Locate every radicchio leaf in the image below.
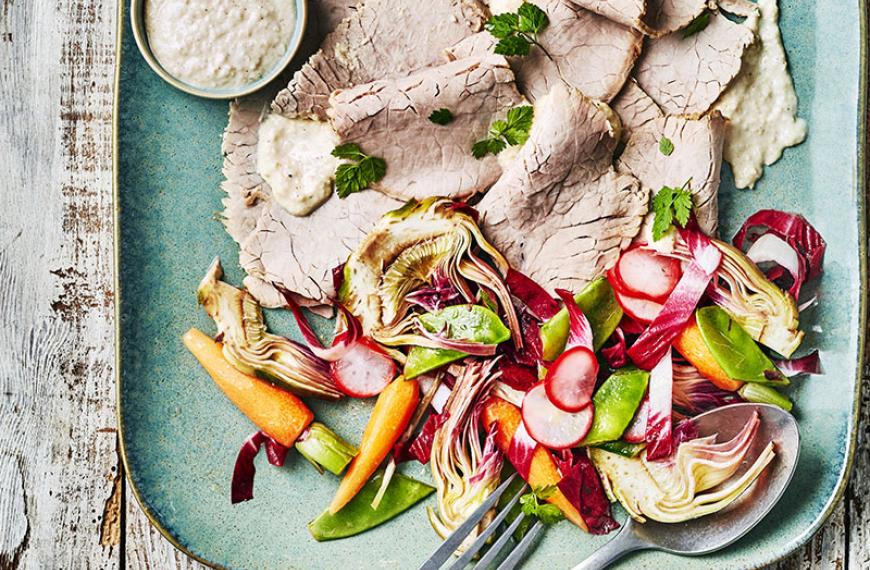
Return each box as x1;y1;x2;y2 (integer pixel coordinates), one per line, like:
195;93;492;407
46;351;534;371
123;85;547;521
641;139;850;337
507;269;560;320
231;431;289;504
497;360;540;392
672;417;699;444
733;210;827;299
601;327;627;369
645;350;674;461
402;411;450;464
555;450;619;534
774;350;822;377
672;363;743;415
281;291;362;362
507;421;537;480
405;271;462;312
555;289;594;352
628;230;721;370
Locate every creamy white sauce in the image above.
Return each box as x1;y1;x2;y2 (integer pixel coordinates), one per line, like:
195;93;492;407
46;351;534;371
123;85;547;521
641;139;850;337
257;115;339;217
714;0;807;189
145;0;296;89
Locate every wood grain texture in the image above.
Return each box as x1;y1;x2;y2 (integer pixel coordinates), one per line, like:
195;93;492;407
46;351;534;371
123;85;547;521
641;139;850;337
0;0;865;568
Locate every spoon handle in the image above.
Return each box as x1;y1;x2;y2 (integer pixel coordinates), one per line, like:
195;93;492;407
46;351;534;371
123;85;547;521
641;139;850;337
571;519;648;570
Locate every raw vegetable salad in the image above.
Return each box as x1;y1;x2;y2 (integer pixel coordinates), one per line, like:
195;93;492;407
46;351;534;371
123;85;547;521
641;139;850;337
184;197;824;549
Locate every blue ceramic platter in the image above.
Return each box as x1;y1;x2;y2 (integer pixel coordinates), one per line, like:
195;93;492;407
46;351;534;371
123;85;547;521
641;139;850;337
116;1;867;568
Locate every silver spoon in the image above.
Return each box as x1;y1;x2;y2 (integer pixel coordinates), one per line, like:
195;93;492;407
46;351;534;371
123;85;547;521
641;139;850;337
572;403;800;570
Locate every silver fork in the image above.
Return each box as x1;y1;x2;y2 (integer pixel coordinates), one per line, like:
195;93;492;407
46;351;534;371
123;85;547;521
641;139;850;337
419;473;546;570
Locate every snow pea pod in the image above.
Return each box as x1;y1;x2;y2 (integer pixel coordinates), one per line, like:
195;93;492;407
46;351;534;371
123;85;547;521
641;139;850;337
308;470;434;541
404;305;510;379
594;441;646;458
540;278;623;361
696;306;788;384
582;367;649;445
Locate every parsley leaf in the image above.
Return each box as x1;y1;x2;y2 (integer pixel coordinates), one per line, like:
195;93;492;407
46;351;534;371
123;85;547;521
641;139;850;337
682;11;710;38
485;2;549;57
472;105;534;159
331;143;386;198
519;486;565;526
429;108;454;125
659;136;675;156
651;180;694;241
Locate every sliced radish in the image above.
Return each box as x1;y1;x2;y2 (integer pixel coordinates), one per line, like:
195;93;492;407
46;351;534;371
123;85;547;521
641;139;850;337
544;346;598;412
522;382;594;449
331;338;396;397
614;290;663;324
614;246;682;303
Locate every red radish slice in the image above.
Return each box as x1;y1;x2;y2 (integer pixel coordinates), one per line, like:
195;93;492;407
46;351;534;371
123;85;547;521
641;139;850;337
522;382;594;449
614;246;682;302
544;346;599;412
614;290;663;324
331;339;396;398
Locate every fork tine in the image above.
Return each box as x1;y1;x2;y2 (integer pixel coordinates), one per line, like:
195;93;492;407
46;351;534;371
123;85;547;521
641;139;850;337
448;482;529;570
472;511;529;569
419;473;519;570
494;520;545;570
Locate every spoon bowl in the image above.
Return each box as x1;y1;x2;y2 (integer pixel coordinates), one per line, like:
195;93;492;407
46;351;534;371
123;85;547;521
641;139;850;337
573;403;800;569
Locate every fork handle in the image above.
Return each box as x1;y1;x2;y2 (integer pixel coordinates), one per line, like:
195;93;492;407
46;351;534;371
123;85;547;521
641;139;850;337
571;519;648;570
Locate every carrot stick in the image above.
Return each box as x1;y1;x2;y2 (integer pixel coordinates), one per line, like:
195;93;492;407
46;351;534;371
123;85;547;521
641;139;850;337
329;377;419;514
482;397;588;531
674;318;744;392
183;328;314;448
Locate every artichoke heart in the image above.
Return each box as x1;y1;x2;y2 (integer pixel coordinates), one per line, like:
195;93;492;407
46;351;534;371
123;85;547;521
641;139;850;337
197;258;341;400
589;413;775;524
672;238;803;357
340;198;514;338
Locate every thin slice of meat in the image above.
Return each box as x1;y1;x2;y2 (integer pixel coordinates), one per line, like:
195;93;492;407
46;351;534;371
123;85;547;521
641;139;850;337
221;99;270;246
240;193;402;307
566;0;646;29
634;11;755;116
271;0;488;120
478;85;648;292
447;1;642;103
612;79;663;141
617;113;725;237
327;55;524;201
642;0;708;36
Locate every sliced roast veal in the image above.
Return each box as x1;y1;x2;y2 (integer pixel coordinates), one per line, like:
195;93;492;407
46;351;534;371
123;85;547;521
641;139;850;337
634;11;755;116
566;0;645;29
240;193;402;308
271;0;487;120
477;85;648;293
611;79;663;141
447;1;642;103
327;55;525;201
568;0;706;36
617;113;725;236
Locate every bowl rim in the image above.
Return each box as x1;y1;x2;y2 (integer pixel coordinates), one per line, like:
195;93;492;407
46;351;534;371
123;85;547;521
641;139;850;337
128;0;308;100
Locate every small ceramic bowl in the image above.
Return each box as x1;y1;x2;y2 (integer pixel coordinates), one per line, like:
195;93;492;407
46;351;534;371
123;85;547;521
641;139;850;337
129;0;308;99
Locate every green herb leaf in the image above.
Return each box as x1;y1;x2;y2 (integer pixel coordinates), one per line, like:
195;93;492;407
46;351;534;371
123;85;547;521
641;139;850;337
682;11;710;38
494;35;531;56
485;3;548;57
533;484;557;500
472;105;534;159
517;2;549;34
428;108;454;125
332;144;387;198
536;504;565;525
485;12;520;39
659;136;675;156
518;487;565;526
651;180;694;241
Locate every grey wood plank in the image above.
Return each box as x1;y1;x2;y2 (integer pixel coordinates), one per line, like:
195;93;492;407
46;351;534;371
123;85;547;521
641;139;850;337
0;0;121;567
125;488;208;570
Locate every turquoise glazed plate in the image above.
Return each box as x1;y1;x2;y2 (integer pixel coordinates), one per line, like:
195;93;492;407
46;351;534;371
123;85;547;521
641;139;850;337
115;1;867;568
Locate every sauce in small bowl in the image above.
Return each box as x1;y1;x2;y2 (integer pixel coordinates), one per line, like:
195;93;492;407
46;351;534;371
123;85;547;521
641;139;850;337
130;0;307;99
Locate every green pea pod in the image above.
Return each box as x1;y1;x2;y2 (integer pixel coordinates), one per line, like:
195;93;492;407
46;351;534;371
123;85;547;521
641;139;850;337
308;470;434;541
404;305;511;379
540;278;623;361
582;367;649;445
594;441;646;458
696;306;788;384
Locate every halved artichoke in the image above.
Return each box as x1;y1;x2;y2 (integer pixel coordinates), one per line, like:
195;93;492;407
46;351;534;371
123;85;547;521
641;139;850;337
339;198;520;347
589;413;774;523
197;258;341;400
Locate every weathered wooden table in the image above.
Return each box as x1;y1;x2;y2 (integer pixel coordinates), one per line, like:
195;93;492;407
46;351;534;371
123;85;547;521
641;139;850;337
0;1;865;568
